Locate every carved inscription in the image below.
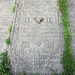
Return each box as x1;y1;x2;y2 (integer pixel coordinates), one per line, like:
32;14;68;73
10;0;63;74
46;17;53;23
35;41;42;47
22;41;30;49
44;41;54;49
24;17;53;23
34;17;44;24
25;17;30;23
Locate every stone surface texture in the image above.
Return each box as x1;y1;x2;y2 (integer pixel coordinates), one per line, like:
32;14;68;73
68;0;75;60
8;0;64;75
0;0;15;54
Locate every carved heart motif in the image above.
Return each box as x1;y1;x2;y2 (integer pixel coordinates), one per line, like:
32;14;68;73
34;17;44;24
35;42;42;47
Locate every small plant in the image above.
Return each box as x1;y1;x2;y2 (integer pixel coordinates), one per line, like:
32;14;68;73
0;50;11;75
21;73;24;75
9;25;12;34
13;5;16;13
32;73;39;75
5;37;10;45
35;73;38;75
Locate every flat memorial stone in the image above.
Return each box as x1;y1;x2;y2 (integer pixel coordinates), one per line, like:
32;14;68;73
9;0;63;75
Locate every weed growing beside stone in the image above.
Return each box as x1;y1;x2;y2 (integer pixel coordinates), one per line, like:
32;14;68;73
32;73;39;75
59;0;75;75
21;73;24;75
5;25;12;45
13;5;16;13
9;25;12;34
5;37;10;45
0;50;11;75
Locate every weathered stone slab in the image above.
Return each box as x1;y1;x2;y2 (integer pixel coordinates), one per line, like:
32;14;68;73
9;0;63;75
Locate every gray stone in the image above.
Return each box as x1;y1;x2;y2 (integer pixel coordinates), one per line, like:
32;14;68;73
8;0;64;75
0;0;15;54
68;0;75;60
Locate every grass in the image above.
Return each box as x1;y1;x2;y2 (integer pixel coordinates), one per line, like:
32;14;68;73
13;5;16;13
21;73;39;75
32;73;39;75
58;0;75;75
0;50;11;75
5;25;12;45
9;25;12;34
21;73;24;75
5;37;10;45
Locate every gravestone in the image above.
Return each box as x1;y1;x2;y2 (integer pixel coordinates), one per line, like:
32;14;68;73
9;0;63;75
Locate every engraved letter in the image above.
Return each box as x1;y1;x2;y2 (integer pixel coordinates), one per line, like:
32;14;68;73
25;17;30;23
